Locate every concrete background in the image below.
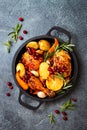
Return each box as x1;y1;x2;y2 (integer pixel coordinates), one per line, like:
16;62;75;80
0;0;87;130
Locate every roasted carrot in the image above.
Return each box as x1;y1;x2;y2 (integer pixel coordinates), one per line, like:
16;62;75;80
16;72;28;90
48;38;59;54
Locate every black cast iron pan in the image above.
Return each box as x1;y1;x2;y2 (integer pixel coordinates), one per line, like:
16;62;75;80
12;26;78;110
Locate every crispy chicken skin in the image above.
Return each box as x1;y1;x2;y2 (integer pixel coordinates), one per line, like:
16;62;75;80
22;52;43;70
28;76;55;97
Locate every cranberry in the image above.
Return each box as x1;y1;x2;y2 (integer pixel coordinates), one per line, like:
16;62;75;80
7;82;12;86
62;111;67;116
54;110;60;114
19;36;23;40
63;116;68;121
48;67;54;74
50;60;54;66
18;17;24;22
71;98;77;102
23;30;28;34
31;48;36;55
6;92;11;96
27;47;32;55
9;86;13;89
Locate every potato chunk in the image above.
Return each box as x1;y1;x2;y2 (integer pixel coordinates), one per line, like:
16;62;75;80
38;40;51;51
39;62;49;79
46;76;63;91
26;41;39;49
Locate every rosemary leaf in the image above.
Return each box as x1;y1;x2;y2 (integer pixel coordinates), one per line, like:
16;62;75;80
48;112;55;124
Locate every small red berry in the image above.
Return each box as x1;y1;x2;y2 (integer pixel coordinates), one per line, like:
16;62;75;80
23;30;28;34
7;82;12;86
54;110;60;114
9;86;13;89
18;17;24;22
71;98;77;102
63;116;68;121
19;36;23;40
6;92;11;96
62;111;67;116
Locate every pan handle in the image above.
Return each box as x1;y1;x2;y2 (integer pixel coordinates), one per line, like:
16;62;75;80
46;26;71;43
18;90;43;110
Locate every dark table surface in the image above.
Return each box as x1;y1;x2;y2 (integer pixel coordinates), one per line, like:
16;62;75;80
0;0;87;130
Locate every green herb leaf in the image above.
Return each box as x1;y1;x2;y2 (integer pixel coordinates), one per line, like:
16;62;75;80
8;23;22;42
60;99;76;112
48;112;55;124
2;40;12;53
44;52;54;62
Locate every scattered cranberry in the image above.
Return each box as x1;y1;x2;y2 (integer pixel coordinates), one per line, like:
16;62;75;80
9;86;13;89
18;17;24;22
6;92;11;96
62;111;67;116
19;36;23;40
27;47;32;55
71;98;77;102
48;67;54;75
63;116;68;121
54;110;60;114
23;30;28;34
7;82;12;86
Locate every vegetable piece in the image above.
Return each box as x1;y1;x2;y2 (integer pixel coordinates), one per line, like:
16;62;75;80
26;41;39;49
16;63;25;77
37;91;47;98
30;70;39;77
39;62;49;79
16;72;28;90
38;40;50;51
48;38;59;53
46;76;63;91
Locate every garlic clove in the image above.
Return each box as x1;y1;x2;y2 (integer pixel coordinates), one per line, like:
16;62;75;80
31;70;39;77
37;91;47;98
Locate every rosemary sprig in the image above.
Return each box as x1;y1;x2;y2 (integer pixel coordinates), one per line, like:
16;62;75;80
8;23;22;42
60;99;76;112
48;112;55;124
55;42;75;53
3;40;12;53
44;42;75;61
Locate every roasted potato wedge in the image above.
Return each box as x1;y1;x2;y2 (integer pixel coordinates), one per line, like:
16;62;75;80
39;62;49;79
38;40;50;51
26;41;39;49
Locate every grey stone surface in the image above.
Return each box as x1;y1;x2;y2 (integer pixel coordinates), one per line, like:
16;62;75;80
0;0;87;130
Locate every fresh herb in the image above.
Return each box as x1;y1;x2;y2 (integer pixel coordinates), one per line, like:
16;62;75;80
8;23;22;42
48;112;55;124
44;42;75;61
55;42;75;53
61;99;76;112
3;40;12;53
44;52;54;62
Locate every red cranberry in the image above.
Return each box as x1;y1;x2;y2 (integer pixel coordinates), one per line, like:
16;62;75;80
27;47;32;55
71;98;77;102
63;116;68;121
48;67;54;74
62;111;67;116
6;92;11;96
23;30;28;34
18;17;24;22
9;86;13;89
50;60;54;66
54;110;60;114
7;82;12;86
19;36;23;40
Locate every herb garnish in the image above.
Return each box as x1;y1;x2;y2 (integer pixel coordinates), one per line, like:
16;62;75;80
48;112;55;124
8;23;22;42
44;42;75;61
3;40;12;53
61;99;76;111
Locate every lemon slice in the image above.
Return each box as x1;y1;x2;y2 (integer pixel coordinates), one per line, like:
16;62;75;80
46;76;63;91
